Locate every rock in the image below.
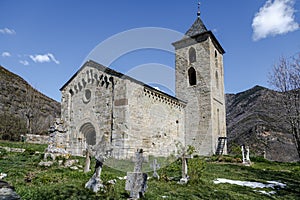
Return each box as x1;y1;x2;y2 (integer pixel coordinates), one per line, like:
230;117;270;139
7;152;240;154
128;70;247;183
0;173;7;180
0;180;21;200
38;161;53;167
107;179;116;185
64;159;78;167
70;166;78;170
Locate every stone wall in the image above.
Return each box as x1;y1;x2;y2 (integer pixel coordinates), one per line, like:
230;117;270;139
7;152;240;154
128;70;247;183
125;81;185;158
25;134;49;144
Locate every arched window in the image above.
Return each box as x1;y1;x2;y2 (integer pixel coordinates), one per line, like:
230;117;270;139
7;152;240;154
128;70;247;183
189;47;196;63
188;67;197;86
215;50;218;68
215;71;219;89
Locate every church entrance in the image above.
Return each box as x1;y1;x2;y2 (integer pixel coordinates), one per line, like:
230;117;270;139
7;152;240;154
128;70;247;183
80;122;96;145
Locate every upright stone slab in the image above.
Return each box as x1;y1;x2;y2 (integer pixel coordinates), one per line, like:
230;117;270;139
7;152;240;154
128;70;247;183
178;151;192;184
150;159;160;179
125;149;147;199
241;145;251;166
85;158;104;193
84;146;92;173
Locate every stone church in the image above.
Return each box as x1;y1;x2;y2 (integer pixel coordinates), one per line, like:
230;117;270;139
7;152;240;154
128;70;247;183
60;12;227;159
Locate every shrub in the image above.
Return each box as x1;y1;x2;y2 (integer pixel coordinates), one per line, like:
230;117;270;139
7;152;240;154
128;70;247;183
188;158;206;183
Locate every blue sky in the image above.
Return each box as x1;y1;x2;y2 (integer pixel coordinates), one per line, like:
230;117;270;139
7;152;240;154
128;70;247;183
0;0;299;101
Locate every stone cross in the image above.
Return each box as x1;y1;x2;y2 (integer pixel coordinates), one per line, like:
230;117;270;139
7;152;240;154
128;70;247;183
178;150;193;184
125;149;147;199
150;159;160;179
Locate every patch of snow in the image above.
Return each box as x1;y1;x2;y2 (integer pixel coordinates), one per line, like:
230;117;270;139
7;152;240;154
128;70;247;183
213;178;286;189
267;181;286;188
254;190;276;196
118;176;127;180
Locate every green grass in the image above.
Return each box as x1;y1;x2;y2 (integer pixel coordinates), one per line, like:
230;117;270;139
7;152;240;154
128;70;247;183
0;140;299;199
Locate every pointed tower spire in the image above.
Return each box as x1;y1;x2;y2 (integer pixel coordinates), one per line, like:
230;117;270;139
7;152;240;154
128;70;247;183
197;2;201;18
184;1;207;37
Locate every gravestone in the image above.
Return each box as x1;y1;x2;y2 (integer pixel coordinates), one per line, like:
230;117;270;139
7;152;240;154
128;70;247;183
85;157;104;192
84;146;93;173
150;159;160;180
241;145;251;166
178;151;192;184
125;149;147;199
85;136;113;193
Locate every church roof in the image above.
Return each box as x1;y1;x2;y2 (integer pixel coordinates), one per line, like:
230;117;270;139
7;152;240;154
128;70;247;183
60;60;187;105
185;17;208;37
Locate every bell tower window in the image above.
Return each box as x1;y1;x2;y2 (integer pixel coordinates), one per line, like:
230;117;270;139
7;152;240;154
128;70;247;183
188;67;197;86
189;47;196;63
215;71;219;89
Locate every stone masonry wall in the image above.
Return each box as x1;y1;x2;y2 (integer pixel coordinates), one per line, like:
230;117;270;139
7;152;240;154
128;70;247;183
61;62;185;159
125;80;185;158
209;37;227;154
175;37;213;155
61;65;115;156
174;34;226;156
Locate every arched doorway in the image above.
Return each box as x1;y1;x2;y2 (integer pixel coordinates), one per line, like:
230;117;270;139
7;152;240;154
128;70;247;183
80;122;96;145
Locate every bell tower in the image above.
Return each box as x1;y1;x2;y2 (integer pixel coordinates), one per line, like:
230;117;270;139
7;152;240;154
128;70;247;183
172;4;227;155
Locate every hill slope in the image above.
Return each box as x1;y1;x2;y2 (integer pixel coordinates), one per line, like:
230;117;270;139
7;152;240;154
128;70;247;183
226;85;299;162
0;65;60;135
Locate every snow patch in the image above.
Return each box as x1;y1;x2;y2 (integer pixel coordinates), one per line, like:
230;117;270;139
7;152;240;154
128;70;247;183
213;178;286;189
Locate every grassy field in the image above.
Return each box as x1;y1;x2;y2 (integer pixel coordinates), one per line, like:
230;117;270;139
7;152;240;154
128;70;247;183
0;140;299;199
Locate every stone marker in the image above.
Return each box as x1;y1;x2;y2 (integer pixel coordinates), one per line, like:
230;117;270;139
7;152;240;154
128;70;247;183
178;151;192;184
84;146;92;173
85;136;113;193
150;159;160;180
125;149;147;199
85;157;104;193
241;145;251;166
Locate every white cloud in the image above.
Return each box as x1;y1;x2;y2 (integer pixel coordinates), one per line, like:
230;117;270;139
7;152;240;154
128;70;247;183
19;60;29;66
0;28;16;35
252;0;299;41
1;52;11;57
153;86;161;91
29;53;60;64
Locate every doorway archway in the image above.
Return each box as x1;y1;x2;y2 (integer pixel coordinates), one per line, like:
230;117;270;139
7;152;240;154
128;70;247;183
80;122;96;145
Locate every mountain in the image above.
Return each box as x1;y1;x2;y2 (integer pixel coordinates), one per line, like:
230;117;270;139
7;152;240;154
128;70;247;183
0;65;60;136
226;85;299;162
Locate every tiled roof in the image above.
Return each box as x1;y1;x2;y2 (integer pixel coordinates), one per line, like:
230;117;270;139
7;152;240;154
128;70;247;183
185;17;208;37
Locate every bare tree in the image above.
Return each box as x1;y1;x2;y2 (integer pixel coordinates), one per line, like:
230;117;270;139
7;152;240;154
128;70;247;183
269;53;300;158
24;84;35;134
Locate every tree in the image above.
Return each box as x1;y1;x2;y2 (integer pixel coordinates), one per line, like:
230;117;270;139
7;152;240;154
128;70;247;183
269;53;300;158
0;112;27;141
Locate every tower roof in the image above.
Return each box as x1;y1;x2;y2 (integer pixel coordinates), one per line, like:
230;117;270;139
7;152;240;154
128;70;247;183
185;17;208;37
